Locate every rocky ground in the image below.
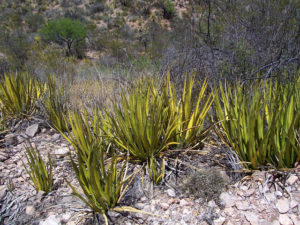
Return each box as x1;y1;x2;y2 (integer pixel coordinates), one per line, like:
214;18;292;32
0;120;299;225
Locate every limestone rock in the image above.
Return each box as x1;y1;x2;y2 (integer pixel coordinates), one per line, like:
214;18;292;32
180;199;192;207
213;216;226;225
286;175;298;186
279;214;293;225
26;124;40;137
167;188;176;197
219;192;235;207
244;211;259;224
0;185;7;201
276;199;290;214
51;134;61;141
26;205;35;216
39;215;61;225
160;202;169;210
0;151;8;162
54;148;69;158
235;200;249;211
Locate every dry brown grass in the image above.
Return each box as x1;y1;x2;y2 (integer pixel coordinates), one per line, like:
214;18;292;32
69;78;124;112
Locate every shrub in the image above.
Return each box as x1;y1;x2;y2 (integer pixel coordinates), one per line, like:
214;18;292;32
0;73;43;120
25;12;45;32
89;2;105;14
23;144;53;193
39;18;87;57
183;169;226;202
0;29;32;70
120;0;132;7
160;0;176;20
213;78;300;169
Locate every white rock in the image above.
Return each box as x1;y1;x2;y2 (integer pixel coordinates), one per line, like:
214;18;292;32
279;214;293;225
276;199;290;213
0;152;8;162
41;128;47;133
244;189;256;197
259;219;273;225
180;199;192;207
235;201;249;211
275;191;283;197
263;185;269;193
213;216;226;225
265;193;277;202
272;221;280;225
240;185;248;191
36;190;46;201
140;196;147;202
166;188;176;197
244;211;259;224
219;192;235;207
224;207;234;216
39;215;61;225
25;205;35;216
134;203;144;209
61;213;72;223
54;148;69;158
208;200;216;208
286;175;298;186
26;124;39;137
289;214;300;225
0;185;7;200
51;134;61;141
17;135;26;144
160;202;169;210
290;200;298;209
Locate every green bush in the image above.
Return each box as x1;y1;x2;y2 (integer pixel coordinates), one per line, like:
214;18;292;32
39;18;87;57
160;0;176;20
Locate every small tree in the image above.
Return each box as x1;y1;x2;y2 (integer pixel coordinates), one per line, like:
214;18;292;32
39;18;86;57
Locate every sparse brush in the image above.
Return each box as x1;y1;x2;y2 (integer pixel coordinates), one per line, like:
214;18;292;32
23;144;53;193
43;75;69;132
162;72;214;148
0;73;43;119
213;78;300;169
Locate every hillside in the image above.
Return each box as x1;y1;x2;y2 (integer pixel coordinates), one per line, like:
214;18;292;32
0;0;299;80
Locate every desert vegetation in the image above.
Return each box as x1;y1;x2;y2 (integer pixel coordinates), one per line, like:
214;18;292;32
0;0;299;224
